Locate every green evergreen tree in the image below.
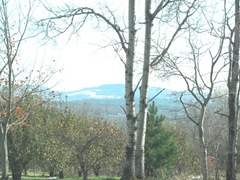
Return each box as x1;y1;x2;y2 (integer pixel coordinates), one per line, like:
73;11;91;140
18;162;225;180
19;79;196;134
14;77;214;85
145;101;178;176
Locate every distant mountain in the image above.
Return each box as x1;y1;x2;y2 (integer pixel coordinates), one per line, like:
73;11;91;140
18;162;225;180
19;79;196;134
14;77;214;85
64;84;125;100
61;84;181;119
64;84;175;100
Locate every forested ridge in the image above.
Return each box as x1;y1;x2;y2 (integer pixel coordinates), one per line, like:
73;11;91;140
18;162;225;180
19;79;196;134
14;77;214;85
64;84;180;118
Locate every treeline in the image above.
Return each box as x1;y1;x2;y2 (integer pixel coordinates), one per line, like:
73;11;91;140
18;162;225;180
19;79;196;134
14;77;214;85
7;91;125;180
6;88;233;180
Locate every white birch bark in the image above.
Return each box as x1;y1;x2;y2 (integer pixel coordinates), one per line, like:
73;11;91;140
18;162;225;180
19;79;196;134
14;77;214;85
121;0;136;179
135;0;152;179
135;1;198;178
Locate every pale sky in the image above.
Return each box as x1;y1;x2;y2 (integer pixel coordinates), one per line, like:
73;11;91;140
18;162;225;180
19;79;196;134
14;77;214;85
27;36;180;92
17;0;226;92
19;0;172;92
18;0;127;92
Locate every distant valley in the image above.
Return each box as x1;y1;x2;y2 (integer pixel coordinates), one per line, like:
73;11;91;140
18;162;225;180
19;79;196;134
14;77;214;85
62;84;182;119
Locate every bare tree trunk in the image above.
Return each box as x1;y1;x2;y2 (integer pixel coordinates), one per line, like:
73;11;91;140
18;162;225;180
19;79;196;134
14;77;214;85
80;162;88;180
135;0;152;179
199;133;208;180
49;167;54;177
1;1;11;178
121;0;136;179
226;93;238;180
198;107;208;180
214;144;220;180
1;23;13;179
227;83;239;180
59;170;64;179
0;130;9;180
82;171;88;180
226;0;239;179
11;164;22;180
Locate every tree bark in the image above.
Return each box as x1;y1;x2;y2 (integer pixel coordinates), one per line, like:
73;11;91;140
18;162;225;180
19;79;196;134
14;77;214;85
79;157;88;180
0;129;9;180
59;170;64;179
198;107;208;180
24;167;27;176
11;165;22;180
121;0;136;179
78;170;82;177
49;167;54;177
135;0;152;179
82;170;88;180
226;0;239;179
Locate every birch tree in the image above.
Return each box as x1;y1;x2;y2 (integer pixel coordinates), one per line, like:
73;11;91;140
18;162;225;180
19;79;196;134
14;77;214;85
39;0;199;179
39;3;136;178
135;0;198;178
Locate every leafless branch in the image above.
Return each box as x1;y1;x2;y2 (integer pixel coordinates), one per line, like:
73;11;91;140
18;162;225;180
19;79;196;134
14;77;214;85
214;109;228;118
179;93;198;125
148;88;165;103
39;7;128;53
150;0;198;67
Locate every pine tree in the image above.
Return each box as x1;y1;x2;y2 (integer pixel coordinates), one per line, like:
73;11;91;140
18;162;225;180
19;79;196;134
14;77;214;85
145;101;178;177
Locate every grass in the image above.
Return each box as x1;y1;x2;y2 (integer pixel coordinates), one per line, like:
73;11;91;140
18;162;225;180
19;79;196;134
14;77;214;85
18;176;120;180
58;177;120;180
2;171;120;180
84;177;120;180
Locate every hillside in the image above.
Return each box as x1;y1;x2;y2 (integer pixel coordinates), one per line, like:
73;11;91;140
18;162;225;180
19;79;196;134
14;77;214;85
62;84;181;119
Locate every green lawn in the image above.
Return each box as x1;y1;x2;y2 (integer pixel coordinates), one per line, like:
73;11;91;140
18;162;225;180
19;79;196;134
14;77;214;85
57;177;120;180
19;176;120;180
1;171;120;180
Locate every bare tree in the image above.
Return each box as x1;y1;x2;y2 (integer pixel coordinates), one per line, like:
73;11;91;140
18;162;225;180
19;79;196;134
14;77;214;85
0;1;32;178
135;0;199;178
226;0;240;179
205;105;228;179
38;3;136;179
121;1;136;179
38;1;199;179
164;4;227;178
0;1;59;179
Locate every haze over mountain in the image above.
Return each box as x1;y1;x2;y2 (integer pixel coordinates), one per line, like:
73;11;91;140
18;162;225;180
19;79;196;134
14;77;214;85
62;84;181;119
